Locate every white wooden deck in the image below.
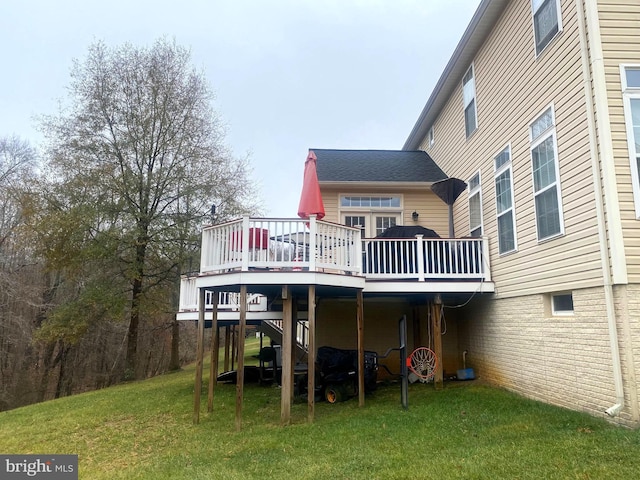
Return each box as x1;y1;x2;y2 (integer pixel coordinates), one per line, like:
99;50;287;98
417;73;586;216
177;217;494;317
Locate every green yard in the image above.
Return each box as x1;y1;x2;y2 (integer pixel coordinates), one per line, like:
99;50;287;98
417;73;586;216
1;343;639;479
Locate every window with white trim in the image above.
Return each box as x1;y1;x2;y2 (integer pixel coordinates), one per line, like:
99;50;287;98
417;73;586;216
494;145;517;254
532;0;561;55
375;216;397;236
551;292;574;315
344;215;366;237
463;65;477;138
340;195;401;208
468;172;482;237
621;65;640;218
530;105;563;241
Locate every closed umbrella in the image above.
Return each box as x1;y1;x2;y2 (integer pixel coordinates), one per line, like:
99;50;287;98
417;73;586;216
297;150;325;220
430;177;467;237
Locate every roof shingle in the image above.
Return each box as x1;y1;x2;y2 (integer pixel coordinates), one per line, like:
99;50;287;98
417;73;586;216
313;149;447;183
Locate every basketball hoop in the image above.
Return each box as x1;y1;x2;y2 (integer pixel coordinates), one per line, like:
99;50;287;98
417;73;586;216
407;347;437;382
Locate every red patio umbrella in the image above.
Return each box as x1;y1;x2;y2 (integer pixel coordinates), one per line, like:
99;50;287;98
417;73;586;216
297;150;325;220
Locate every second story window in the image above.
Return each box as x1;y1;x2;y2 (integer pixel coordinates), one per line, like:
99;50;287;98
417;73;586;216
468;172;482;237
532;0;561;55
463;65;477;138
621;65;640;218
530;105;564;241
494;145;517;254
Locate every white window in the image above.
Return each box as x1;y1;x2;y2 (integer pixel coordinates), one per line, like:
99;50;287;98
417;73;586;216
551;292;574;315
344;215;366;237
340;195;401;208
375;216;397;236
468;171;482;237
621;65;640;218
530;105;564;241
494;145;517;254
341;195;402;237
428;126;435;147
462;65;477;138
532;0;561;55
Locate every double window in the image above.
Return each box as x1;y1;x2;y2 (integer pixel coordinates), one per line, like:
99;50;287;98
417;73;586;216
494;146;517;254
463;65;477;138
621;65;640;218
468;172;483;237
532;0;561;55
530;105;564;241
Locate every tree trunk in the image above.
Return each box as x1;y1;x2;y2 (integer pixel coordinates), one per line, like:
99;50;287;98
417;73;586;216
125;276;142;379
37;341;58;403
125;238;147;380
169;318;181;371
54;344;71;399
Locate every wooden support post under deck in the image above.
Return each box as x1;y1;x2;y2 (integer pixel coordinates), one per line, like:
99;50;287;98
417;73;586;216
432;295;444;390
207;289;219;413
231;325;236;371
290;298;298;401
193;287;206;424
281;286;293;426
357;289;365;407
224;325;230;373
307;285;316;423
235;285;247;431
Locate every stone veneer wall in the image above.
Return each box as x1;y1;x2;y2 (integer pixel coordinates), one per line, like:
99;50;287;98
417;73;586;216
456;286;640;427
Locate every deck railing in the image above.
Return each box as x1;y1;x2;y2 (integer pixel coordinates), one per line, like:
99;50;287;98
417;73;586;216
200;216;361;275
178;277;266;312
180;217;492;313
362;235;490;281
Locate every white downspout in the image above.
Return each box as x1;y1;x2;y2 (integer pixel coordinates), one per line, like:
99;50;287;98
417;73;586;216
576;0;624;417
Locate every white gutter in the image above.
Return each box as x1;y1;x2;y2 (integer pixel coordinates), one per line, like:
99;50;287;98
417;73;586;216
576;0;624;417
582;0;628;285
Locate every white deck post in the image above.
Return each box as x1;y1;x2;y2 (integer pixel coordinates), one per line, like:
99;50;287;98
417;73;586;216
241;216;250;271
308;215;317;271
415;235;425;282
481;236;491;282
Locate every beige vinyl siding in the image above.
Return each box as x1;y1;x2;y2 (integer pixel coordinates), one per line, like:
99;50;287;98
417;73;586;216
319;185;449;237
599;0;640;281
320;187;340;223
419;0;602;298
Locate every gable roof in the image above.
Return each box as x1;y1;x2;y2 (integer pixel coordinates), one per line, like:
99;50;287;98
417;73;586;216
403;0;509;150
313;149;447;183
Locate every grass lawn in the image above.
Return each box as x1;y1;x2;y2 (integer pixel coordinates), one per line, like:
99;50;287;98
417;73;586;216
2;340;640;479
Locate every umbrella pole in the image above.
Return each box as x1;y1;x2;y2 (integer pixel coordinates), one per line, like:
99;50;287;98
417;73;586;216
448;205;455;238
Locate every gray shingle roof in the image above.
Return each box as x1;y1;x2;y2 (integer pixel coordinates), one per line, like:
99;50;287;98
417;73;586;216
313;149;447;183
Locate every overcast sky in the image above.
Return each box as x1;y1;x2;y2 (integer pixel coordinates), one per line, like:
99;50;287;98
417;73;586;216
0;0;480;217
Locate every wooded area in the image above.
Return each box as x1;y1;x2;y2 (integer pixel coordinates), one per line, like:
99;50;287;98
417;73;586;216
0;38;258;411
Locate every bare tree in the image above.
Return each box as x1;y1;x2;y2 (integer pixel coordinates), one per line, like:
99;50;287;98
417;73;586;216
0;136;39;409
40;38;259;379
